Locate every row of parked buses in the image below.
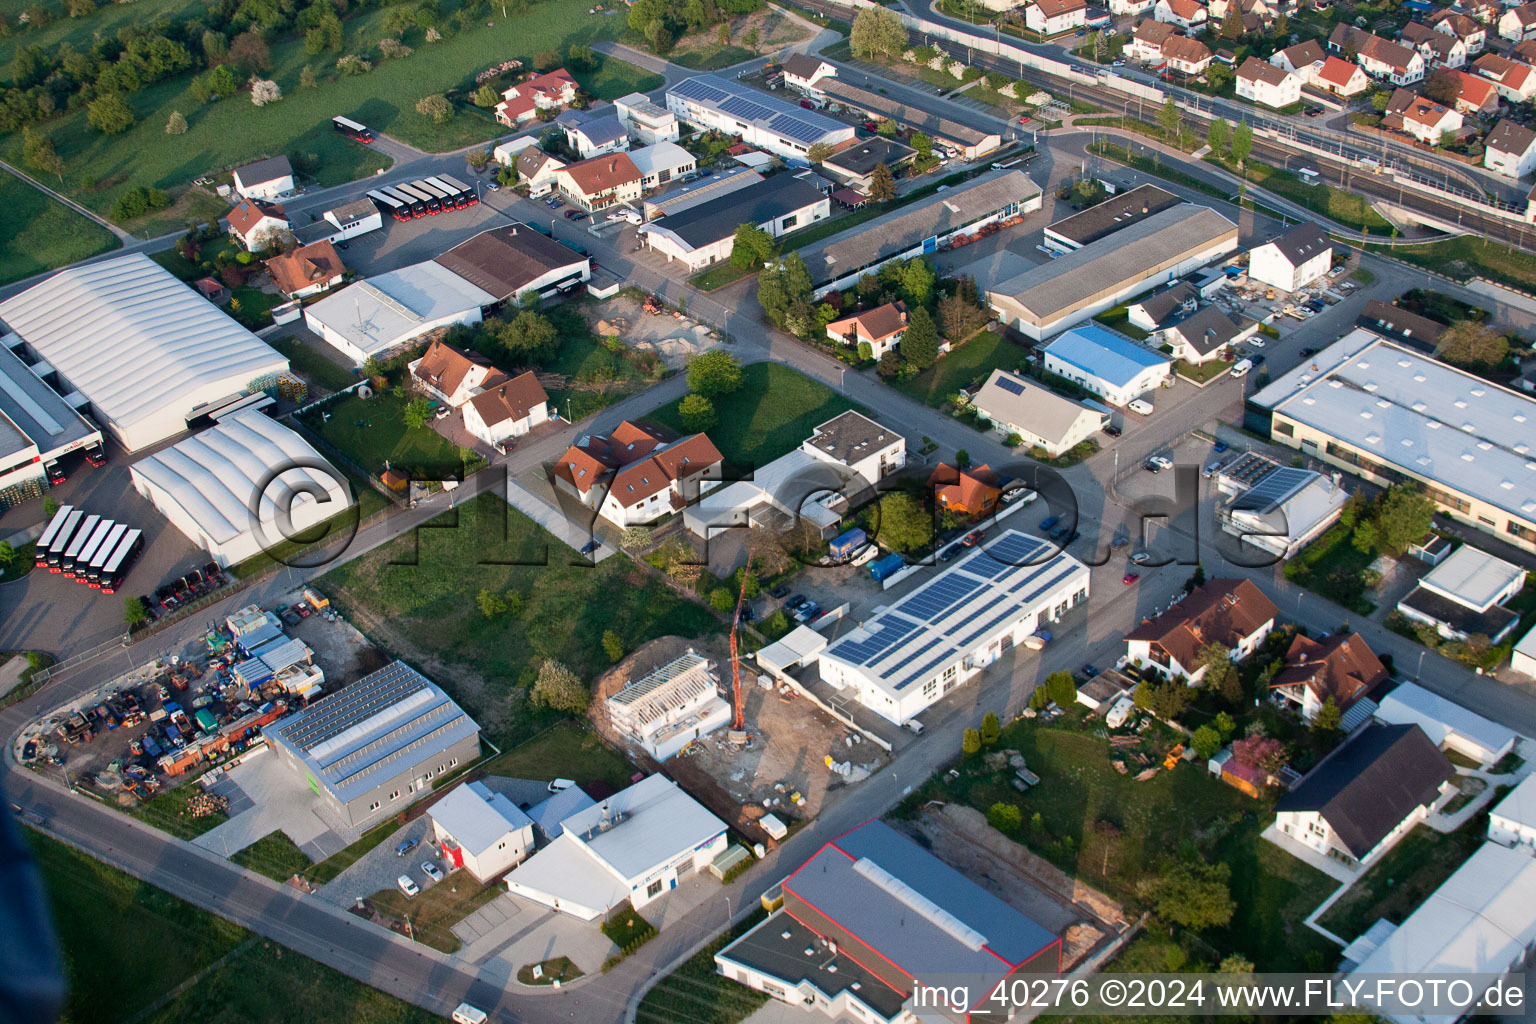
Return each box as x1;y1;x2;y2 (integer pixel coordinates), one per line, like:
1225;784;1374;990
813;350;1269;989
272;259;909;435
33;505;144;593
366;175;477;221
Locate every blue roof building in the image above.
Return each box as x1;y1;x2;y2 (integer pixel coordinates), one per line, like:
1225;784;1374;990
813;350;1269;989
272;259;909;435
1042;325;1172;407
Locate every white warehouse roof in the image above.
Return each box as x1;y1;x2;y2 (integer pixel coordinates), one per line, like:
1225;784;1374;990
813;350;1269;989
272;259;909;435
304;261;495;363
1373;681;1516;763
129;409;353;567
0;253;289;452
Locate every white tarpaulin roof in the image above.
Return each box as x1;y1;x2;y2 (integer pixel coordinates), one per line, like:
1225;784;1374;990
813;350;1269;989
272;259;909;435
0;253;288;450
756;625;829;675
130;409;351;562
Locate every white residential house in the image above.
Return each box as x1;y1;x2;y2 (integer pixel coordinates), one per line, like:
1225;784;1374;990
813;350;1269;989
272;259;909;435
430;780;537;884
1123;578;1278;684
1162;34;1214;74
556;110;632;158
1488;773;1536;853
1402;21;1468;69
1272;40;1328;84
226;199;291;252
1247;222;1332;292
1160;304;1259;363
1110;0;1155;14
554;153;644;212
613;92;680;145
232;156;294;201
781;54;839;95
1396;544;1527;643
627;141;696;191
1475;53;1536;102
972;368;1106;457
1486;119;1536;178
1500;1;1536;42
1154;0;1207;30
1431;10;1487;53
1237;56;1303;107
824;302;907;359
1130;20;1179;61
462;371;551;449
597;433;724;527
493;68;578;126
800;410;906;490
1331;25;1426;84
514;148;565;198
1024;0;1089;35
408;340;505;408
1515;623;1536;678
1315;55;1371;96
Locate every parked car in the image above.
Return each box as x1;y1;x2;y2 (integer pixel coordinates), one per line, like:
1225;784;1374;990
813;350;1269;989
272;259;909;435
1212;439;1229;453
570;211;587;221
962;529;985;547
564;209;581;218
1039;515;1060;532
487;180;500;191
1247;335;1266;347
939;543;963;561
1146;455;1173;471
395;838;419;857
785;594;807;612
770;584;790;599
421;861;444;883
1081;663;1099;678
397;874;420;898
792;602;820;624
1131;550;1153;564
452;1005;489;1024
1102;423;1122;437
1122;571;1140;585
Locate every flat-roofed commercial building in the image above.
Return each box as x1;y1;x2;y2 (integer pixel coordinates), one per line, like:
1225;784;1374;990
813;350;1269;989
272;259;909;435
987;204;1239;340
264;660;481;828
641;167;761;220
639;174;831;272
0;341;102;508
1041;325;1172;406
817;531;1089;725
818;78;1002;158
1043;183;1182;251
799;170;1042;296
1248;329;1536;554
304;262;496;365
667;75;855;161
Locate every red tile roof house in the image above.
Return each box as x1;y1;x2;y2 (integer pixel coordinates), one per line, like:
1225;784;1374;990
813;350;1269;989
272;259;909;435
1162;33;1214;74
1443;69;1500;114
1269;631;1388;722
494;68;578;127
1024;0;1089;36
408;339;508;408
1382;87;1464;144
927;462;1003;517
227;198;291;252
462;370;550;448
552;421;724;528
1153;0;1207;30
1330;24;1426;85
1314;54;1370;96
1123;578;1279;685
825;301;907;359
553;152;643;212
1400;21;1467;69
1474;53;1536;103
264;240;345;299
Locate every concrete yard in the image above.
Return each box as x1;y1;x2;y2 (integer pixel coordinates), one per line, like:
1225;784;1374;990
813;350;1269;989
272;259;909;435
195;746;353;861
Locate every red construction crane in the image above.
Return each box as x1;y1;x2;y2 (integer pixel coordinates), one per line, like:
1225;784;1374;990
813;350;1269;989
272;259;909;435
729;555;753;732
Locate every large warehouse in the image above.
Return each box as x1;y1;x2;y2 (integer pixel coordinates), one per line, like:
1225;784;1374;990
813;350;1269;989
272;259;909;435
666;75;855;160
303;261;496;366
264;660;481;829
639;174;831;272
0;341;102;509
129;408;354;567
799;170;1042;296
987;204;1239;340
433;225;591;306
817;531;1090;725
0;254;290;452
1249;329;1536;555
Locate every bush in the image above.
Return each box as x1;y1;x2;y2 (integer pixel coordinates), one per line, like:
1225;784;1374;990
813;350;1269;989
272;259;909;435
987;802;1022;832
709;588;734;611
980;710;1000;745
962;727;980;755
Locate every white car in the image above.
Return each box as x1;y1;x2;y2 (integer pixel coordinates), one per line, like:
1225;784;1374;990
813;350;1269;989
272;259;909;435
397;874;420;898
1246;335;1265;347
1147;455;1174;471
421;861;444;883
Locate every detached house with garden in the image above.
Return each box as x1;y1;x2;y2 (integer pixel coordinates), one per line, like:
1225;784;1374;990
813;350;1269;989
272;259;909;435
1122;578;1279;684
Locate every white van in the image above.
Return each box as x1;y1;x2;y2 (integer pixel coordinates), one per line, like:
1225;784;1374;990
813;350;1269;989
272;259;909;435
1127;398;1154;416
1230;358;1253;378
452;1004;489;1024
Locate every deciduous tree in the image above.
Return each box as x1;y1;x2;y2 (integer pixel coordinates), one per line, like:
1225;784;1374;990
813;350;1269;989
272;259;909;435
403;397;433;429
1153;860;1234;931
686;350;744;398
1191;724;1222;760
531;659;588;713
477;588;508;617
679;393;716;432
730;223;775;269
87;93;134;134
228;30;272;74
1207;116;1230;153
416;93;451;122
1230;121;1253;167
873;491;932;553
164;110;188;134
1436;320;1509;369
987;802;1022;831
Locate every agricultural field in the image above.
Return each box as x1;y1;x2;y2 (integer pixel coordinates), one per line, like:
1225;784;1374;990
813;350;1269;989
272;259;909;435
0;0;634;224
0;170;119;285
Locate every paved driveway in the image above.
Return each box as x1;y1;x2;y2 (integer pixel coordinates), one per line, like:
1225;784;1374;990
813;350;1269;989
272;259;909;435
317;814;437;907
193;747;351;861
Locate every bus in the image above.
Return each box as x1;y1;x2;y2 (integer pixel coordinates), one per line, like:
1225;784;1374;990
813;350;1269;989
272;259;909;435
44;509;84;570
382;185;427;218
332;115;374;144
98;528;143;594
368;189;409;222
438;174;477;206
59;513;100;577
395;182;439;215
85;523;128;587
425;175;468;209
410;179;448;214
34;504;74;567
71;520;117;582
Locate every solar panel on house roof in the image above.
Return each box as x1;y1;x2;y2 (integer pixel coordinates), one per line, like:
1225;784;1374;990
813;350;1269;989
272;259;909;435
995;376;1026;396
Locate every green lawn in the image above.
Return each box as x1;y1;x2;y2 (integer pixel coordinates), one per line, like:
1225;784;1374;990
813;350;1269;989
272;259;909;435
902;717;1337;970
1210;156;1394;235
0;169;120;286
308;390;481;478
543;331;653;423
0;0;632;224
691;261;756;291
26;829;438;1024
482;720;636;791
231;831;314;883
1317;822;1484;940
1094;304;1150;340
636;908;770;1024
1175;358;1230;384
369;877;504;953
517;956;584;985
227;462;391;580
319;492;722;746
1086;141;1230;203
645;362;859;469
1364;235;1536;291
893;330;1030;408
1282;521;1378;614
269;334;360;394
572;55;664;101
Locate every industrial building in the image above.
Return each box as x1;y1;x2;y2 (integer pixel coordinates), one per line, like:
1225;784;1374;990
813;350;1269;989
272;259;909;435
503;773;728;919
433;225;591;306
0;253;290;452
799;170;1042;295
1248;329;1536;554
818;531;1090;725
0;341;102;509
641;167;760;221
1216;463;1350;557
264;660;481;829
429;780;536;883
1488;772;1536;850
1374;681;1516;769
604;650;731;760
987;204;1239;340
129;408;353;568
820;136;917;192
627;140;696;190
666;75;856;161
1041;325;1172;406
716;820;1060;1024
303;261;495;365
639;174;831;272
1042;183;1183;251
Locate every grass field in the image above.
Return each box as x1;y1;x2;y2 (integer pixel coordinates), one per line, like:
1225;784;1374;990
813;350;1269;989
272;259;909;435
691;261;755;291
893;330;1030;408
1317;822;1484;940
128;781;230;840
319;492;721;744
369;878;503;953
231;831;313;883
1175;358;1230;384
27;829;438;1024
0;170;119;285
309;391;481;478
1282;521;1377;615
0;0;634;224
1209;155;1394;235
636;908;770;1024
572;55;665;101
1366;234;1536;291
482;720;636;791
269;334;360;394
902;717;1337;970
543;330;654;422
645;362;859;469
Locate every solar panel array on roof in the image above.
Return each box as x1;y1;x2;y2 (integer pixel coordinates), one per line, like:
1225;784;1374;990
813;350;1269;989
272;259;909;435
995;376;1025;396
1231;466;1313;512
672;77;730;103
902;573;986;623
833;613;923;667
285;661;428;751
720;95;775;122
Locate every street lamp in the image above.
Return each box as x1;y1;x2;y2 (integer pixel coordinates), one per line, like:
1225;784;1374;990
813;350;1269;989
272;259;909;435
1416;649;1427;680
